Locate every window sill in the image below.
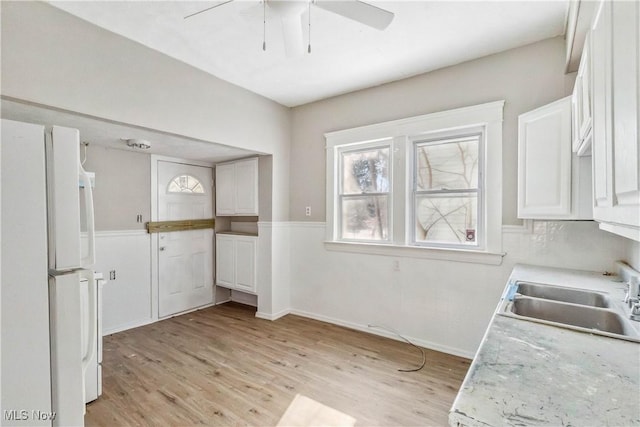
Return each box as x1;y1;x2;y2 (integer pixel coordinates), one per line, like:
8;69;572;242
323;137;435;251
324;241;505;265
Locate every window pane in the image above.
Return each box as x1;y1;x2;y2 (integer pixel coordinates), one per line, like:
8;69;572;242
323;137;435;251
342;147;390;194
415;193;478;245
167;175;205;194
341;195;389;241
416;138;478;191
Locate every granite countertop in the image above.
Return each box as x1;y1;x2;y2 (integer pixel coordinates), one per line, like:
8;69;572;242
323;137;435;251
449;264;640;427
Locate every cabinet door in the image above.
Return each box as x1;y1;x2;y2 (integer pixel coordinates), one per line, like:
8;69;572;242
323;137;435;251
234;237;257;293
215;163;235;216
611;1;640;228
518;97;573;218
234;158;259;215
579;33;592;144
591;0;614;220
215;235;235;288
572;33;592;156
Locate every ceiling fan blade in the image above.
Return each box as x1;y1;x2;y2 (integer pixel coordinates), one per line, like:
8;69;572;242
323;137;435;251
315;0;394;30
280;14;304;57
184;0;235;19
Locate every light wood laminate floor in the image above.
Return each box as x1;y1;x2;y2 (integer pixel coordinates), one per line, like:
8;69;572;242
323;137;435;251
86;303;470;426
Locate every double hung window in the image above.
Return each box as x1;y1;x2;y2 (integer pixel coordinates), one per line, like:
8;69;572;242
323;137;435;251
325;101;504;264
412;132;483;248
338;143;391;242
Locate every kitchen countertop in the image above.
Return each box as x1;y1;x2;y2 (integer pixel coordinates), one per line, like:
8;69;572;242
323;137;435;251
449;264;640;427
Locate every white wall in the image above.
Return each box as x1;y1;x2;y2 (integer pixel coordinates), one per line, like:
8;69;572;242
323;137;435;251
286;37;633;357
82;145;151;231
627;240;640;271
0;4;290;219
289;221;629;358
2;2;634;357
92;232;152;334
0;1;291;318
290;37;575;225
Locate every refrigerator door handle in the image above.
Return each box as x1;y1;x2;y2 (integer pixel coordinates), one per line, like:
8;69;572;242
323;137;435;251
80;270;97;373
80;163;96;268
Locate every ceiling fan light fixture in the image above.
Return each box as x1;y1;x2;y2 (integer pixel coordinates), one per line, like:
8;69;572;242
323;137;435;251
122;138;151;150
184;0;394;56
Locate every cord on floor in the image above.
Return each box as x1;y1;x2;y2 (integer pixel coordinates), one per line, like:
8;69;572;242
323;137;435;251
367;324;426;372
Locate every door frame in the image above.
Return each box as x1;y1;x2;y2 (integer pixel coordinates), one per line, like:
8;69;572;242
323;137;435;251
150;155;215;320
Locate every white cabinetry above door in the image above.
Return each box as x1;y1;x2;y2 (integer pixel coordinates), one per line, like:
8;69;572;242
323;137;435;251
518;96;592;220
215;233;257;294
215;157;259;216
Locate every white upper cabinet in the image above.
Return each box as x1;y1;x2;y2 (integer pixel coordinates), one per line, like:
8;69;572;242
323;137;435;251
590;0;640;241
591;0;614;219
518;96;593;220
234;158;259;215
215;157;259;216
572;33;593;156
215;163;236;215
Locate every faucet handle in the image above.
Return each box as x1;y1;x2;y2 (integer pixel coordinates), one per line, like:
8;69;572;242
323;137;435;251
625;276;640;304
630;301;640;321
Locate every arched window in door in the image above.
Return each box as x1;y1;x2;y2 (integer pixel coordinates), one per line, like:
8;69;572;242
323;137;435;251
167;175;205;194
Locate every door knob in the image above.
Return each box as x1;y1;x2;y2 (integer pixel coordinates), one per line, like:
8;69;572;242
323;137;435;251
159;246;166;251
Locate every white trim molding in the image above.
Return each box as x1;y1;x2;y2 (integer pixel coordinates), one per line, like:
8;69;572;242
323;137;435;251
103;318;155;336
93;229;148;238
325;101;505;265
286;221;329;229
324;241;504;265
289;309;474;359
256;309;290;321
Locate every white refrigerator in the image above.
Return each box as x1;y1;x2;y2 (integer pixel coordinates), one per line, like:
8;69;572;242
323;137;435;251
1;119;98;426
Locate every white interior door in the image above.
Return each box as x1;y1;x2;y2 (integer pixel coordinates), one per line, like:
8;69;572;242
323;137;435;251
158;161;214;317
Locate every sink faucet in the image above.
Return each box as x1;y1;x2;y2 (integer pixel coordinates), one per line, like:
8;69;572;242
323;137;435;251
627;276;640;321
630;301;640;321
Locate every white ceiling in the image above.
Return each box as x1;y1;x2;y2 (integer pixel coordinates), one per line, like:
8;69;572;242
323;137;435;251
1;99;258;163
48;0;569;108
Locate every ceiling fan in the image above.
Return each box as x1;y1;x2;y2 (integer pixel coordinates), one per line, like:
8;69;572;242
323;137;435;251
184;0;394;57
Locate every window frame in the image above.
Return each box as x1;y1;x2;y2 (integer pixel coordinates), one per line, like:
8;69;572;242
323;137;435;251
410;129;485;250
337;140;393;243
325;101;505;265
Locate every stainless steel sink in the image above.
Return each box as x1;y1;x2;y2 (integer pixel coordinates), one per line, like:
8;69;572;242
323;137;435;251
501;296;640;343
516;282;609;308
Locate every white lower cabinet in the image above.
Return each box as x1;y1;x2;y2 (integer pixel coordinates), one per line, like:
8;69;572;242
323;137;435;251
517;96;592;220
215;233;257;294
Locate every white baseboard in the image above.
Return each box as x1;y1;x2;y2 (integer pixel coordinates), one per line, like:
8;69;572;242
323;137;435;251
255;308;290;321
103;318;154;336
289;309;474;360
158;302;217;320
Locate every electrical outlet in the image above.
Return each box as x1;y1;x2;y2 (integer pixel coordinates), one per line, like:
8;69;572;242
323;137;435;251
109;270;116;280
305;206;311;216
